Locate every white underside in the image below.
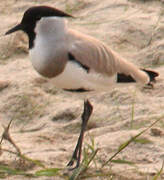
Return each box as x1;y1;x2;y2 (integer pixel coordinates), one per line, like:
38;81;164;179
50;61;117;91
29;44;117;91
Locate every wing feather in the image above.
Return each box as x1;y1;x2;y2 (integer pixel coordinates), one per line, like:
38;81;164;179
68;29;149;84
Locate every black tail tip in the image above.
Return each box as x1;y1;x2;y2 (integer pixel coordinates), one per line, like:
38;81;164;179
142;69;159;82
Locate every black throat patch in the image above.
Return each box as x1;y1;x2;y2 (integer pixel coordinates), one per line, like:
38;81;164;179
25;26;36;49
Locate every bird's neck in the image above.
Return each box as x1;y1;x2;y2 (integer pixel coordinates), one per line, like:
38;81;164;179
25;17;67;49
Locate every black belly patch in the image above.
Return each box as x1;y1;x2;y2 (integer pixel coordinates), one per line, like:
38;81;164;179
64;88;92;93
68;52;90;73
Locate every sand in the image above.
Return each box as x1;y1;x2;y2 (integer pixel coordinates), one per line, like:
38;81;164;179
0;0;164;179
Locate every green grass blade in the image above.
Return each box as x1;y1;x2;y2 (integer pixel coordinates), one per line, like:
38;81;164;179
102;118;161;168
152;161;164;180
0;165;34;177
35;168;61;177
111;159;135;165
20;154;45;168
133;138;152;144
0;148;45;169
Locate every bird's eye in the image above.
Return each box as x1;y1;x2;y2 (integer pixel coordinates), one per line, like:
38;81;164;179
36;15;41;21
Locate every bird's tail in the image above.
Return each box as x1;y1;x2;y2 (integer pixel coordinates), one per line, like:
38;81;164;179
117;69;159;83
141;69;159;82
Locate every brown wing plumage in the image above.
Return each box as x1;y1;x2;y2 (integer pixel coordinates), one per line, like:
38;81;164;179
68;29;150;84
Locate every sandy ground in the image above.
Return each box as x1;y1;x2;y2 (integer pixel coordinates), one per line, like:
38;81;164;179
1;0;164;179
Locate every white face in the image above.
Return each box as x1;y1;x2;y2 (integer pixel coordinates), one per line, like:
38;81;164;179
35;16;67;35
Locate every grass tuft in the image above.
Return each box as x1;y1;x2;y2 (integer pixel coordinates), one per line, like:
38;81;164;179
69;149;99;180
102;117;162;168
0;165;34;178
0;108;163;179
152;160;164;180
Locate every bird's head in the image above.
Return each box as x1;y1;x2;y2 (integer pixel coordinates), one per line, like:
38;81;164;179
5;6;73;35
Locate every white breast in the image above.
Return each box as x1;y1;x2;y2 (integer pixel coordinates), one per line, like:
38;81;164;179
29;36;48;73
29;17;67;74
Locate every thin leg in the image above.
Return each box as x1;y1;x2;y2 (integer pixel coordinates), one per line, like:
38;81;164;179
67;99;93;169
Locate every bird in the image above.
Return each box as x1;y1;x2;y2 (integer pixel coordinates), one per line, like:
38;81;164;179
5;5;159;169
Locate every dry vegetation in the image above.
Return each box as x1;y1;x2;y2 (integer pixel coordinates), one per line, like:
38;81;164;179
0;0;164;179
